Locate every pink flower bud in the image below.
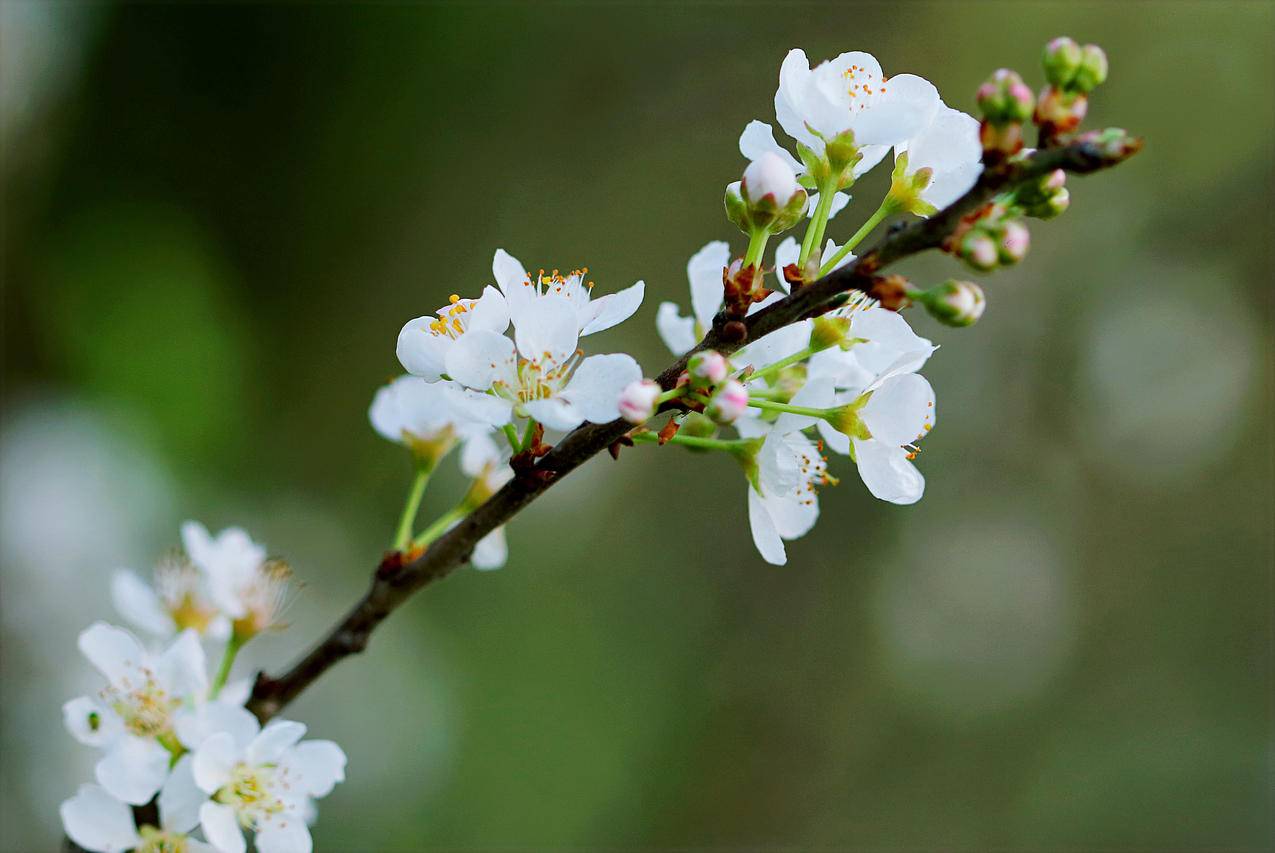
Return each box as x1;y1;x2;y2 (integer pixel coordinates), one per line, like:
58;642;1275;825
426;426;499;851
705;379;748;425
998;221;1031;264
743;151;800;205
1044;169;1067;191
687;350;729;386
961;231;999;271
618;379;661;424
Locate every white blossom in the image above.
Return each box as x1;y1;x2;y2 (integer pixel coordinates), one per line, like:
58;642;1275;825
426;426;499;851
397;287;510;382
192;718;346;853
111;553;229;641
181;522;292;639
444;294;642;432
492;249;644;337
740;49;941;181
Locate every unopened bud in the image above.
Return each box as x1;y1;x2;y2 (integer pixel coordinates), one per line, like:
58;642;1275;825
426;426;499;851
977;69;1034;125
1044;169;1067;191
1034;86;1088;132
1071;44;1108;93
1034;187;1070;219
678;411;719;440
687;350;729;386
1042;37;1083;88
922;280;986;327
960;230;999;271
998;220;1030;264
705;379;748;425
618;379;660;424
743;152;801;206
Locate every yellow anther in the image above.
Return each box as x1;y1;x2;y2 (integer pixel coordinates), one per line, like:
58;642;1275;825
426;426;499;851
449;294;461;304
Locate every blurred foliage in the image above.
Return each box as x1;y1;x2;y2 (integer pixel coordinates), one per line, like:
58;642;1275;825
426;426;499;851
2;2;1271;850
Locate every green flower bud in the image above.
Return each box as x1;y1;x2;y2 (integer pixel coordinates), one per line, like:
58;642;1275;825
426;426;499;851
977;69;1034;125
1042;36;1082;88
886;152;938;216
1071;44;1108;93
997;220;1030;264
921;280;985;327
678;411;719;440
960;230;999;272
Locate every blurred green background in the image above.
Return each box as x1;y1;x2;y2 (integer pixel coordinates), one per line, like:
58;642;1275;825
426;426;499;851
2;2;1272;850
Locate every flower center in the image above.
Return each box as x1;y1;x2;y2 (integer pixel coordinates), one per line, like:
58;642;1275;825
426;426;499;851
842;64;888;109
232;560;294;639
427;294;474;339
137;826;190;853
105;670;179;738
795;443;837;505
154;557;217;633
217;763;286;826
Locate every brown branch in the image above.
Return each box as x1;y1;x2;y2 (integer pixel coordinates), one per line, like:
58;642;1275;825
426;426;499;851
245;133;1140;722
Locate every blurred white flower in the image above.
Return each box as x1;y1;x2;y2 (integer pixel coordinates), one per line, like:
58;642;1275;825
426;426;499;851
459;432;513;570
181;522;292;640
111;553;229;641
60;757;212;853
65;624;209;804
193;719;346;853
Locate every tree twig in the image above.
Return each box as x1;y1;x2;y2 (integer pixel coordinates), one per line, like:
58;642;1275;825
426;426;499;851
245;134;1140;722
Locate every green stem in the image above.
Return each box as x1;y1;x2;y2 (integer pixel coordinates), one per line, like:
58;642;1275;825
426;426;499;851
744;345;815;385
502;423;521;450
412;505;469;549
210;634;243;700
746;397;829;420
656;386;688;405
519;418;539;452
798;179;837;268
631;432;755;452
392;467;432;551
820;199;895;277
743;227;771;270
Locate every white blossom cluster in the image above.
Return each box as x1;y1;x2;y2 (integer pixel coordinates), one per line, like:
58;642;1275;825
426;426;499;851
61;523;346;853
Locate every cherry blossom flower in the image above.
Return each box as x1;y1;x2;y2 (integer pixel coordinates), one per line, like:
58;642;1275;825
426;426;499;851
192;718;346;853
740;49;941;181
369;375;508;464
656;241;731;356
492;249;644;337
61;757;212;853
397;287;510;382
181;522;292;641
64;624;210;804
444;295;642;432
111;553;229;641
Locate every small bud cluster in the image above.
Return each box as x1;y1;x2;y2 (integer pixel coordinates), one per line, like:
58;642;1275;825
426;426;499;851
917;279;986;327
952;203;1031;272
1014;168;1070;219
976;69;1035;160
1036;37;1108;143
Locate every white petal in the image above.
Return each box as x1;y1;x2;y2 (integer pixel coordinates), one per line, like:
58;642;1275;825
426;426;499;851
558;354;642;424
200;802;246;853
192;732;239;794
491;248;528;295
395;316;450;381
60;784;141;853
773;236;800;293
158;755;205;834
254;819;312;853
820;238;854;272
853;438;925;504
175;702;259;752
774;49;819;149
851;73;940;146
522;398;581;432
78;622;146;686
444;329;516;392
739;120;804;174
467;285;511;334
816;418;851;456
247;719;307;766
95;734;171;805
762;489;819;540
110;570;175;637
655;302;696;355
441;382;513;428
773;375;835;434
179;521;214;570
64;696;122;747
279;740;347;798
459;431;502;478
216;676;252;708
747;488;787;566
157;629;207;699
581;280;645;336
472;527;508;570
687;241;730;332
512;294;579;366
860;373;936;446
368;381;406;443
